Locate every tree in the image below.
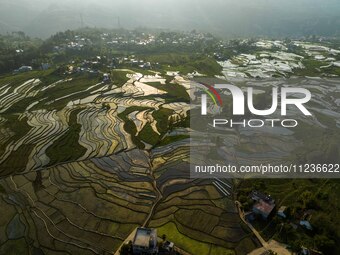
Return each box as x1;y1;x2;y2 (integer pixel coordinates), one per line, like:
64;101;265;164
314;234;335;255
311;213;336;236
253;180;266;190
243;199;254;211
289;239;302;252
299;191;313;208
238;194;248;204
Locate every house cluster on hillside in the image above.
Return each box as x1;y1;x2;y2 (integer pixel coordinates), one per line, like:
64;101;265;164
102;31;156;46
117;57;152;69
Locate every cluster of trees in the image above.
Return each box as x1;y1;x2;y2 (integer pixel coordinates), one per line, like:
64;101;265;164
279;187;338;254
0;32;44;74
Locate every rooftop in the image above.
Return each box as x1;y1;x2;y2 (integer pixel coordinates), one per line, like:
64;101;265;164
133;227;157;248
253;199;275;216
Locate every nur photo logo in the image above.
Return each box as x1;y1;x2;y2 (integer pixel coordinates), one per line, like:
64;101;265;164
198;83;312;128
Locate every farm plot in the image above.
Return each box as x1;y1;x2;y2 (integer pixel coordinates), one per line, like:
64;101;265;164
149;145;260;255
0;151;156;255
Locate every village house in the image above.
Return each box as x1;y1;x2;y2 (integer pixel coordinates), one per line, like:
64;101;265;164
132;228;158;255
277;206;288;218
250;190;276;219
252;199;276;219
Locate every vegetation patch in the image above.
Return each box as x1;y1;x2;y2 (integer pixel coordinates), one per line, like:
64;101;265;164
157;222;211;255
117;106;152;149
110;70;130;86
146;82;189;103
45;109;87;166
237;179;340;254
0;144;34;176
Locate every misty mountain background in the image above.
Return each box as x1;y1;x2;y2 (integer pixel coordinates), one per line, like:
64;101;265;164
1;0;340;38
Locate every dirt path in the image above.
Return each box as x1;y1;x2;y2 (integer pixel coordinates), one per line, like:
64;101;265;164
235;201;292;255
114;159;163;254
143;176;162;227
248;240;292;255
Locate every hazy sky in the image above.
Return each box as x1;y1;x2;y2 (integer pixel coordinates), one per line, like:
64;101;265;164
1;0;340;38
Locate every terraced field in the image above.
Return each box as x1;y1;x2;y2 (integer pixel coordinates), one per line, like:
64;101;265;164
0;144;259;255
0;70;192;174
1;65;338;254
0;69;261;254
0;151;154;254
149;144;259;254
